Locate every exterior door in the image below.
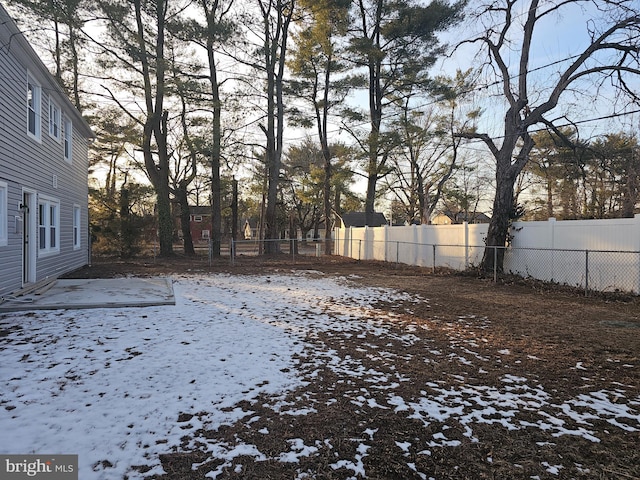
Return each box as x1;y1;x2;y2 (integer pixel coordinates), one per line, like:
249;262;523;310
22;190;36;285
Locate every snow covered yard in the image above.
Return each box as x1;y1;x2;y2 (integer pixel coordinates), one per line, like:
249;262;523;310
1;270;638;479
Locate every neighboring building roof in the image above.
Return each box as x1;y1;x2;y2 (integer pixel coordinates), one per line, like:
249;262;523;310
0;4;94;139
174;205;211;217
189;205;211;216
434;210;491;224
341;212;388;228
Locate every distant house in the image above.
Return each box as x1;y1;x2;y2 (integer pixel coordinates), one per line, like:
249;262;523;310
303;220;327;241
0;4;94;297
431;210;491;225
339;212;388;228
243;219;259;240
189;206;212;243
175;205;212;245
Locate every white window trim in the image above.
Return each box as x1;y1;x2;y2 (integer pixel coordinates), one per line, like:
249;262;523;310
27;72;42;141
49;98;61;141
64;116;73;163
73;204;81;250
0;181;7;247
38;195;60;257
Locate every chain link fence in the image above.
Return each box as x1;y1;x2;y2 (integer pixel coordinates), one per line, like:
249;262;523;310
183;235;640;295
503;246;640;294
226;238;327;266
336;237;640;295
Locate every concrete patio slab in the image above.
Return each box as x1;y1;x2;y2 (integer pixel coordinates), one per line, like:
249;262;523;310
0;277;175;312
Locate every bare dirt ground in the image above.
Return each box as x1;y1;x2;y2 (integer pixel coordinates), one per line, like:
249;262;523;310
65;254;640;479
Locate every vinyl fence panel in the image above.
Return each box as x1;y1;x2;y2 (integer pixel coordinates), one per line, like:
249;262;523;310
335;215;640;294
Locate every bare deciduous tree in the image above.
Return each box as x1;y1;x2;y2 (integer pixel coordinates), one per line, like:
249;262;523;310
457;0;640;271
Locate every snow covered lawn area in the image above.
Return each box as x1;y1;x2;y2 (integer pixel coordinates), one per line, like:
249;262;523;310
1;270;639;479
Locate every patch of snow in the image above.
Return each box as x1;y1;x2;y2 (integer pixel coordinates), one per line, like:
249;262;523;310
330;443;369;477
541;462;563;475
278;439;319;463
407;462;427;479
395;441;411;453
203;443;267;479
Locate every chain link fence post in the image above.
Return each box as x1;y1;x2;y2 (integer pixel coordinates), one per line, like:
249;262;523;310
432;244;436;273
585;249;589;296
229;238;236;266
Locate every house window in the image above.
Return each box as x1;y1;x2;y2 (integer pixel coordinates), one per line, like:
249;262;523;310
201;229;210;239
49;99;61;140
73;204;81;249
0;181;7;247
38;196;60;255
64;117;73;162
27;73;41;140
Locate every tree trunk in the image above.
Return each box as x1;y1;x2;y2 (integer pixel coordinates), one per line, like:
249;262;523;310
546;176;554;218
323;157;332;254
334;189;342;227
153;111;174;257
205;2;223;256
262;4;278;255
319;85;332;254
289;213;298;254
261;0;293;254
176;185;195;256
478;109;531;272
264;142;279;254
210;153;222;255
365;168;378;226
155;179;174;256
134;0;173;257
68;23;82;113
119;187;135;258
481;167;515;272
258;189;266;255
231;178;238;242
363;0;383;228
622;152;638;218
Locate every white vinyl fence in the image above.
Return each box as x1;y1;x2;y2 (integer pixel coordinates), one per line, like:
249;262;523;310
334;215;640;294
